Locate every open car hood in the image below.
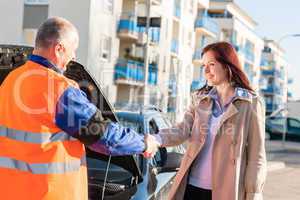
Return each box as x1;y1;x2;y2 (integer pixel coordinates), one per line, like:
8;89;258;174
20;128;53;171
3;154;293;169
64;61;142;180
0;45;142;181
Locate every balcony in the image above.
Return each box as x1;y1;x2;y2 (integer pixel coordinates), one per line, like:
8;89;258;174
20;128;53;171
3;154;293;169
117;13;138;41
148;63;158;85
261;86;274;94
136;27;160;44
195;16;219;37
114;59;158;86
261;85;282;95
261;69;275;76
171;39;179;55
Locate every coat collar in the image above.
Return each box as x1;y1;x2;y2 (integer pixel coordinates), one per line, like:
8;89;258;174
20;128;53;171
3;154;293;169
197;87;254;104
195;87;255;136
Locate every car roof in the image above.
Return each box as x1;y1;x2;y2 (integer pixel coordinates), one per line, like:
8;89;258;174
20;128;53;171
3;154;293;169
116;110;161;120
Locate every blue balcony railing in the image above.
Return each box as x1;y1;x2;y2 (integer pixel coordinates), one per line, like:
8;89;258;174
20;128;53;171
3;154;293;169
261;69;275;76
115;59;144;83
150;28;160;43
195;16;219;35
171;39;179;54
148;63;158;85
117;12;139;36
137;27;161;43
261;86;274;94
261;85;282;95
115;59;158;85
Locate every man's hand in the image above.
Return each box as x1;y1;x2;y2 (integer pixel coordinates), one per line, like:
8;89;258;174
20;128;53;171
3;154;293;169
143;134;160;158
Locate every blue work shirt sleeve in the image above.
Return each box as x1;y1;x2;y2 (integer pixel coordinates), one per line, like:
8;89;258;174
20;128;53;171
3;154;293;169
55;86;145;156
88;122;145;156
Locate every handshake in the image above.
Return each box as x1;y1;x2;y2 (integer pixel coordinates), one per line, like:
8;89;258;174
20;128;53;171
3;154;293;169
143;134;161;158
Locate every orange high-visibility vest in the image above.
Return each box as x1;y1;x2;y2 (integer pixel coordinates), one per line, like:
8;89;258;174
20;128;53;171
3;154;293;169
0;60;88;200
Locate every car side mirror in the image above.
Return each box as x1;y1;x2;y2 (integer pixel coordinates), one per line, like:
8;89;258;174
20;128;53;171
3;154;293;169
158;151;183;173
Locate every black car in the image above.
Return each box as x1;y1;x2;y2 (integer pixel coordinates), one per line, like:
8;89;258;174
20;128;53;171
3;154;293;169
266;117;300;141
0;45;185;200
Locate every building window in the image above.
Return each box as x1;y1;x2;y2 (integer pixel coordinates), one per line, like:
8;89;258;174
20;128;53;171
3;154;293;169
100;36;112;61
103;0;113;13
24;0;48;5
23;4;48;29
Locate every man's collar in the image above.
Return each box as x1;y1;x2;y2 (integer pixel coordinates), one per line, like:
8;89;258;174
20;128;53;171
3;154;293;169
28;54;63;74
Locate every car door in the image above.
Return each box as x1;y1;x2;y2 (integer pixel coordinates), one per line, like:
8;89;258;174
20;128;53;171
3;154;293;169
147;114;184;200
287;118;300;141
269;118;286;135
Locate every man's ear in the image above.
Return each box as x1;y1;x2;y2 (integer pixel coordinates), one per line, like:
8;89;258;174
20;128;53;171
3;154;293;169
54;43;64;57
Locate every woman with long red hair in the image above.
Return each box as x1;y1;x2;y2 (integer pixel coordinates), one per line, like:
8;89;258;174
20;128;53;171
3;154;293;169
155;42;267;200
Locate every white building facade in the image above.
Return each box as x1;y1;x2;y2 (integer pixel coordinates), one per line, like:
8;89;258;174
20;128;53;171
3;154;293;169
208;0;264;91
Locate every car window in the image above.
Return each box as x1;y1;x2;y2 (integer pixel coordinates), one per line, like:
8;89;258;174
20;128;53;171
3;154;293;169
289;119;300;128
270;118;285;126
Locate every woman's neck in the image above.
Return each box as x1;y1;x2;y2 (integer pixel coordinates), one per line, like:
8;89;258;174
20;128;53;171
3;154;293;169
215;82;235;107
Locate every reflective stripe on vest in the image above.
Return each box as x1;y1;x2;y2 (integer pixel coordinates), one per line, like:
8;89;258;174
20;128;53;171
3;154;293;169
0;156;86;174
0;125;76;144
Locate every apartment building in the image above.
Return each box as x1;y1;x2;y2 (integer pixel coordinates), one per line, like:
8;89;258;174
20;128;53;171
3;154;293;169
191;0;219;91
260;39;288;115
208;0;264;90
115;0;212;122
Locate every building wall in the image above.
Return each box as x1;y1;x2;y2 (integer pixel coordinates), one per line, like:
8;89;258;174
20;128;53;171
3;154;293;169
0;0;25;45
49;0;90;67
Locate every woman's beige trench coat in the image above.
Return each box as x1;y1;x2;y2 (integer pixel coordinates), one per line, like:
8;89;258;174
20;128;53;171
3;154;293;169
159;89;267;200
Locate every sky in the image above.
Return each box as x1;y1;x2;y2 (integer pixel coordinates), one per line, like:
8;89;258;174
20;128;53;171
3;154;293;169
235;0;300;100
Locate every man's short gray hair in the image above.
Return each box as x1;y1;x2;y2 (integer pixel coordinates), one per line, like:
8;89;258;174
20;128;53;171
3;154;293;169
35;17;78;49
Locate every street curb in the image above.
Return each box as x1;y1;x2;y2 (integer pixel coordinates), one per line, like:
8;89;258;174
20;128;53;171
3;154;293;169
267;161;286;172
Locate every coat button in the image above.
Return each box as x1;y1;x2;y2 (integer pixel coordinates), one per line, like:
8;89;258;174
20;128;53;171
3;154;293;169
231;140;237;145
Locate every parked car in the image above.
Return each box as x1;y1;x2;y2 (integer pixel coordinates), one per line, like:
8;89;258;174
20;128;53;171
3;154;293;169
0;45;185;200
266;117;300;141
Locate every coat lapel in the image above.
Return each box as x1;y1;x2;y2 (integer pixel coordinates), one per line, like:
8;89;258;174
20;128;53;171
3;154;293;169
215;103;239;134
